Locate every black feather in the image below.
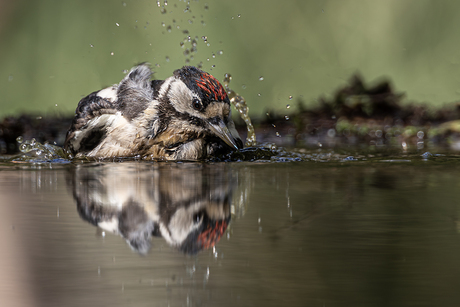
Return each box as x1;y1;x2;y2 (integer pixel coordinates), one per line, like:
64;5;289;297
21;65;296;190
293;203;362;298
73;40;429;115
64;91;117;153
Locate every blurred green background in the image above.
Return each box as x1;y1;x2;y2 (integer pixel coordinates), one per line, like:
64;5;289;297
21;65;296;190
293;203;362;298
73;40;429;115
1;0;460;119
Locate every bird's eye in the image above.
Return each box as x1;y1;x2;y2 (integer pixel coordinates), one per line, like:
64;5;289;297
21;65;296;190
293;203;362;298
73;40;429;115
192;211;205;224
192;98;202;111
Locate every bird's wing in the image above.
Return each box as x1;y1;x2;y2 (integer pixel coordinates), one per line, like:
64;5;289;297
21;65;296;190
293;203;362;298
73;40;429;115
64;90;119;154
65;64;157;155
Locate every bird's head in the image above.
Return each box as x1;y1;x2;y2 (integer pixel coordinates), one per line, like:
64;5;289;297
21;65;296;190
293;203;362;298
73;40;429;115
155;66;243;152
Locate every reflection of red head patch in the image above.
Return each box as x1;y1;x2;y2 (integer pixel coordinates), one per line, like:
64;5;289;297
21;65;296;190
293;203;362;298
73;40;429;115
197;220;228;250
196;73;228;101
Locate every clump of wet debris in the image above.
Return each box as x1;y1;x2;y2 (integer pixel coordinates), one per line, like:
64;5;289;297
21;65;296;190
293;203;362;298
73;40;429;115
2;74;460;154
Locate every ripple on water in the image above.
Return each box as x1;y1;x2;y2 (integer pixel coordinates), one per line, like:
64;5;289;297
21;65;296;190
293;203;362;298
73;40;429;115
2;137;460;165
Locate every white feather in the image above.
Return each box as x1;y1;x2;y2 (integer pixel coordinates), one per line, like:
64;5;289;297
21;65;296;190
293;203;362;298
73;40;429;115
98;218;120;234
97;85;118;102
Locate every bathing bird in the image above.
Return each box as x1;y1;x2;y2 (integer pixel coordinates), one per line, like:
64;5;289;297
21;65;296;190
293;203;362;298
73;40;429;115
69;163;232;254
64;64;243;160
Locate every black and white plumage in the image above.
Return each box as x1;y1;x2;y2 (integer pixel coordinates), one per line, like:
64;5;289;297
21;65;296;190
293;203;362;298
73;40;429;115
64;64;243;160
67;163;233;254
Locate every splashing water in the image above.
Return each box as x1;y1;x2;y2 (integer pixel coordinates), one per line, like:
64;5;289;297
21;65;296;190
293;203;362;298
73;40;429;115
8;137;72;163
223;73;256;147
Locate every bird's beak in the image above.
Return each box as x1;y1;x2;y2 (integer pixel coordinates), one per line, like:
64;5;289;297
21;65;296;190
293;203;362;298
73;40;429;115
208;119;241;150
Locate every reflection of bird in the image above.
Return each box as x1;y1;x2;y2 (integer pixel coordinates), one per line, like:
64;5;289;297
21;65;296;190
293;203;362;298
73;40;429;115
67;163;232;254
64;64;243;160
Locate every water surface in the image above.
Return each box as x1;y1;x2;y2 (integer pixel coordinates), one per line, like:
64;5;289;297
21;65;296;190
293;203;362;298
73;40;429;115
1;154;460;306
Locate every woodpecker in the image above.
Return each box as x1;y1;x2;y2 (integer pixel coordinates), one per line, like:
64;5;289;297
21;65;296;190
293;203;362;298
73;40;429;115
64;64;243;160
69;163;232;254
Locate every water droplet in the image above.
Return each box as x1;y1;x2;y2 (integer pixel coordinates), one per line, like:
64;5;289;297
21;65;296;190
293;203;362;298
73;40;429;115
257;93;261;96
90;44;94;48
160;8;167;14
8;75;13;81
289;95;293;100
212;53;216;58
165;56;170;62
110;52;114;55
201;35;208;42
417;131;424;139
259;76;264;81
237;14;241;17
421;152;433;159
161;22;165;27
204;5;209;10
211;64;215;68
182;29;189;34
284;115;289;120
115;22;120;26
55;104;58;107
167;25;172;32
16;136;23;143
286;104;290;109
327;129;336;138
242;84;246;89
164;0;168;5
156;0;161;6
218;50;223;55
122;2;126;6
201;20;206;26
224;73;232;83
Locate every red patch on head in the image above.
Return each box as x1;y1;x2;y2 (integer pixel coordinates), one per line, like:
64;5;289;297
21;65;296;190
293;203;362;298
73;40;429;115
197;220;228;250
196;72;228;101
